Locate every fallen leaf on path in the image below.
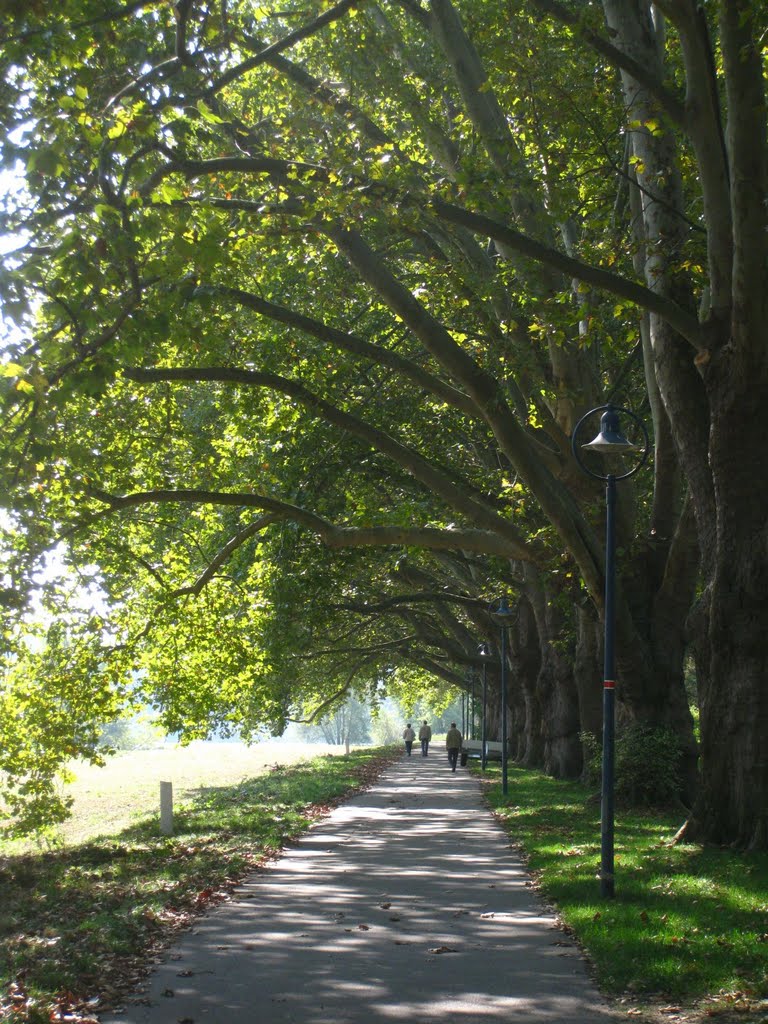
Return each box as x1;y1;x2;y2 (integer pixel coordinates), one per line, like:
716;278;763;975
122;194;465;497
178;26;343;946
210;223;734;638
380;902;392;909
428;946;458;954
357;924;370;930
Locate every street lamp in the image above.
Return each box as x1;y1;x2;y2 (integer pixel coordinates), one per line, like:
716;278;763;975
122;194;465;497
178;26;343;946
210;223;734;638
488;596;518;796
571;403;650;898
470;670;477;740
478;642;493;770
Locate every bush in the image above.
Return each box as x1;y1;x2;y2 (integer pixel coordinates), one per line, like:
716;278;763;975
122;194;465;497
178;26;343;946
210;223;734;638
581;723;683;806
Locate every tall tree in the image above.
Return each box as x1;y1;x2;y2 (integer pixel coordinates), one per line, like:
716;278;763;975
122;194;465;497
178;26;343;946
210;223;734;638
1;0;765;846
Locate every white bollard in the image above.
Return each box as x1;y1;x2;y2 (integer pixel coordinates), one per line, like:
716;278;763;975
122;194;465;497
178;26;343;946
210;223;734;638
159;780;173;835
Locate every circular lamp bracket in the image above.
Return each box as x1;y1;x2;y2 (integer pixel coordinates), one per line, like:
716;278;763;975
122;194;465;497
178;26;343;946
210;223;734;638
571;404;651;482
488;596;519;627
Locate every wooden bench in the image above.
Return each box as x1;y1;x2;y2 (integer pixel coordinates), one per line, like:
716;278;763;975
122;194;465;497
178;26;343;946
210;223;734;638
460;740;505;766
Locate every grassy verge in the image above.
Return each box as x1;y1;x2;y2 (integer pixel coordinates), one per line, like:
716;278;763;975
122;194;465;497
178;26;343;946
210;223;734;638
480;763;768;1021
1;746;399;1024
0;741;362;854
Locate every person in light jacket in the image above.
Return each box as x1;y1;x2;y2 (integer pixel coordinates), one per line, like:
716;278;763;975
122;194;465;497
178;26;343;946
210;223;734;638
402;723;416;756
445;723;463;772
419;721;432;757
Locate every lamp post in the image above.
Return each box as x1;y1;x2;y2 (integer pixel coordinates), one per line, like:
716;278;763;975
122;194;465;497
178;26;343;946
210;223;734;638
470;670;477;740
488;596;518;796
478;642;493;770
571;403;650;898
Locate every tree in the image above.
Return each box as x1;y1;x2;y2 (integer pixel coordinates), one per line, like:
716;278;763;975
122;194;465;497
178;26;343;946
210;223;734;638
0;0;765;846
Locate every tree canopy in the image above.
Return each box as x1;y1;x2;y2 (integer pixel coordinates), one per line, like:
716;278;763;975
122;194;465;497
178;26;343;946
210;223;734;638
1;0;767;847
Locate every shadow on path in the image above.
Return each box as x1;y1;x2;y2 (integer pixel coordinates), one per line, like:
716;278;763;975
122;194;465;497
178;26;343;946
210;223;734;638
104;753;619;1023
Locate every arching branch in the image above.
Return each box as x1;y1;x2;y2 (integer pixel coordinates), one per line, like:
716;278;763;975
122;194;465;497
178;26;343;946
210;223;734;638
86;486;531;559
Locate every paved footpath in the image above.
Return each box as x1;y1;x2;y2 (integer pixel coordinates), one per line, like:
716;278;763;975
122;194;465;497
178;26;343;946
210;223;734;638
104;752;620;1024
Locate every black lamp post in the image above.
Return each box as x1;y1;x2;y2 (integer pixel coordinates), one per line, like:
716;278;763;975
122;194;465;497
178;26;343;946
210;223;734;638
470;670;477;740
488;596;518;796
478;642;493;770
571;403;650;898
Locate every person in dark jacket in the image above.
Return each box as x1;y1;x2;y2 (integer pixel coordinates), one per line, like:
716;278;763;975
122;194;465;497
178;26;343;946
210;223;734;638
419;721;432;757
445;723;462;771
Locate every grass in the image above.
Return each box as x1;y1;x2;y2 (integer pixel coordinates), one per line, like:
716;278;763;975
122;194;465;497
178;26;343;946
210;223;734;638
480;763;768;1020
0;744;400;1023
0;740;356;853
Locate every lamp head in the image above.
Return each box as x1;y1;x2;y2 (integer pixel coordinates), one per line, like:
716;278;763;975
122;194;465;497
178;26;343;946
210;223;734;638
489;595;517;626
478;642;492;660
582;405;642;455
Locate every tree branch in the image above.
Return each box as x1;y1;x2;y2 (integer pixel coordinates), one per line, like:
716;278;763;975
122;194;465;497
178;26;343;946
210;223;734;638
204;0;362;99
87;485;532;558
199;284;480;418
122;365;540;559
430;198;704;348
171;515;278;598
329;590;484;613
530;0;686;126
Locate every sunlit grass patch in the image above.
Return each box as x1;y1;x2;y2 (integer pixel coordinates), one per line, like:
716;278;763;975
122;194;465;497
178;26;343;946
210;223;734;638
482;763;768;1004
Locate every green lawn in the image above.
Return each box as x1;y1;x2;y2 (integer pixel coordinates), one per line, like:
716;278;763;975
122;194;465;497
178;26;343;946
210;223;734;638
481;763;768;1020
0;740;361;853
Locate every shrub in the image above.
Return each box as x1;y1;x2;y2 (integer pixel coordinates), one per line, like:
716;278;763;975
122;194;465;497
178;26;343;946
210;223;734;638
581;723;683;806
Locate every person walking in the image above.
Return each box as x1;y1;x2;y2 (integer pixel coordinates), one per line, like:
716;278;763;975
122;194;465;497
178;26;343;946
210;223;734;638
402;723;416;756
419;721;432;757
445;722;463;771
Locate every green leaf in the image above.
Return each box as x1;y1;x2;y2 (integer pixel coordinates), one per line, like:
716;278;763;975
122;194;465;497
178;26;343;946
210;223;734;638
196;101;225;124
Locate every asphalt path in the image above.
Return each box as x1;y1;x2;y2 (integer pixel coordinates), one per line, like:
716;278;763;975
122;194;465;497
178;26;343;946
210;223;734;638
104;750;620;1023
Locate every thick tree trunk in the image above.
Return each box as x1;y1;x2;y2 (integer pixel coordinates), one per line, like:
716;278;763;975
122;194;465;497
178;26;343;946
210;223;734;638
695;343;768;845
679;1;768;848
520;570;582;777
509;597;545;768
574;604;603;768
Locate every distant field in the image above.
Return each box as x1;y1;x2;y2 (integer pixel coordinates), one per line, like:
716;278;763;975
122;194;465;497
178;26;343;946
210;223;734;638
0;741;358;852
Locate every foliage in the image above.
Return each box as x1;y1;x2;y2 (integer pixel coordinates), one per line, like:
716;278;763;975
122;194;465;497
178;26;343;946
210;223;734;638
0;620;129;837
581;724;684;807
368;702;404;746
485;765;768;1006
98;714;165;752
0;745;400;1023
0;0;766;846
303;695;372;745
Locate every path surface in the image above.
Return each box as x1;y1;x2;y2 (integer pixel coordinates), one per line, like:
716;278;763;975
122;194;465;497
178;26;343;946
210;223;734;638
104;752;620;1023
